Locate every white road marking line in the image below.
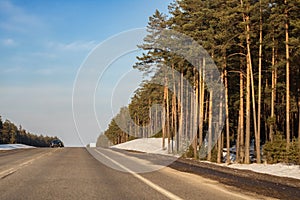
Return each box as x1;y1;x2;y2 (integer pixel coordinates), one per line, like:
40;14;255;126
0;168;17;178
95;149;183;200
0;149;58;179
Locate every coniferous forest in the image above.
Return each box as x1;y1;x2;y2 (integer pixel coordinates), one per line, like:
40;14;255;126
100;0;300;164
0;116;59;147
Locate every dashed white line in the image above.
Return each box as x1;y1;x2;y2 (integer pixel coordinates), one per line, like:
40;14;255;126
0;149;58;179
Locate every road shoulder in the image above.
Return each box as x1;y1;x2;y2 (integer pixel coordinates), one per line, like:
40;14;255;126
169;158;300;199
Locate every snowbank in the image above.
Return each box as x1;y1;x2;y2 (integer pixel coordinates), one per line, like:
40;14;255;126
224;163;300;180
112;138;300;180
111;138;176;156
0;144;36;151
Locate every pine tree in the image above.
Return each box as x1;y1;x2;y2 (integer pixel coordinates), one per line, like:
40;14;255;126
99;0;300;164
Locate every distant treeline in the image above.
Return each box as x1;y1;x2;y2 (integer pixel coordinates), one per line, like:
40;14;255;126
0;116;59;147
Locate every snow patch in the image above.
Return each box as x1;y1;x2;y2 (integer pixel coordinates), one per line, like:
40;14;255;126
225;163;300;180
112;138;178;157
0;144;36;151
112;138;300;180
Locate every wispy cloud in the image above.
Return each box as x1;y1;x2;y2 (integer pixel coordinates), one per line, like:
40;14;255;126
1;38;17;46
34;67;71;76
30;52;57;59
1;66;23;73
46;40;98;52
0;0;43;33
34;68;56;76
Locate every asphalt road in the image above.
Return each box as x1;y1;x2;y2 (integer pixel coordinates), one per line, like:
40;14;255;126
0;148;270;200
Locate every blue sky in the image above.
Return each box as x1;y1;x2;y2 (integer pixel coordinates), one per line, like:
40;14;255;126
0;0;172;146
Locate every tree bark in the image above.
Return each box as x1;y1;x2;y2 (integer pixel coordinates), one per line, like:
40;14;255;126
166;77;170;153
172;63;177;154
256;0;263;164
285;0;290;149
270;31;277;142
193;67;199;159
162;77;168;150
199;58;205;155
217;70;224;164
241;0;252;164
239;54;245;163
177;69;184;152
225;66;230;164
207;89;213;162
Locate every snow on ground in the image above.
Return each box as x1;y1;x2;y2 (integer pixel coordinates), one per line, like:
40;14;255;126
112;138;178;156
223;163;300;180
0;144;36;151
112;138;300;180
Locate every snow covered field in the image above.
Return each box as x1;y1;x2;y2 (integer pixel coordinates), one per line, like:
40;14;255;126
112;138;300;180
0;144;35;151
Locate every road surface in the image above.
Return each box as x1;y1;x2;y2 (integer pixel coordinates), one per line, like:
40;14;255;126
0;148;271;200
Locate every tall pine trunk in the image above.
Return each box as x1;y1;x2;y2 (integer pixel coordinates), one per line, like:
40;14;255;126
217;70;224;164
224;59;230;164
256;0;263;164
177;69;184;152
162;77;168;150
238;54;245;163
166;78;170;153
241;0;252;164
207;89;213;162
270;32;277;142
199;58;205;157
171;63;177;153
193;67;199;159
285;0;290;149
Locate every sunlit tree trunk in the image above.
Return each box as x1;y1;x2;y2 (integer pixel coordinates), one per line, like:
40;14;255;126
245;40;251;164
162;77;168;150
217;128;222;163
241;0;252;164
166;78;170;153
249;31;258;162
207;89;213;162
239;55;245;163
177;69;184;152
270;32;277;142
225;67;230;164
193;68;199;158
237;111;241;163
185;82;189;140
217;71;224;164
285;0;290;149
222;52;230;163
171;63;177;153
199;58;205;158
256;0;263;164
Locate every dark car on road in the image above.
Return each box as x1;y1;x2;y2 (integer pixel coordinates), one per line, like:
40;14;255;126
50;139;64;148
